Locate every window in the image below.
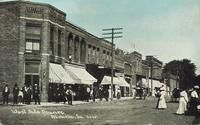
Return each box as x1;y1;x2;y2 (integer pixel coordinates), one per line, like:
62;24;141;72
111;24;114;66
58;30;61;56
25;62;39;73
50;27;54;55
96;48;100;64
25;40;40;53
25;23;41;54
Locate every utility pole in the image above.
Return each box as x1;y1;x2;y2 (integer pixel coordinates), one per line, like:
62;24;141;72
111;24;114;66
150;60;153;96
102;28;123;100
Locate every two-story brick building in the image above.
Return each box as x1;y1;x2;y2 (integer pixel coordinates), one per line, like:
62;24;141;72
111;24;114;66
0;1;131;101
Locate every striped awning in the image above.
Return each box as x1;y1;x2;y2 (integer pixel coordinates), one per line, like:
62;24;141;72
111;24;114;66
49;63;74;84
64;64;97;85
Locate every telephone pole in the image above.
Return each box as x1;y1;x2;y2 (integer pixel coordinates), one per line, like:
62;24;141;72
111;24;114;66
102;28;123;100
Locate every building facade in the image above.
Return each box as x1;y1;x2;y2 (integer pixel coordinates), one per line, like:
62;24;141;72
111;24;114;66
0;1;115;101
0;1;166;101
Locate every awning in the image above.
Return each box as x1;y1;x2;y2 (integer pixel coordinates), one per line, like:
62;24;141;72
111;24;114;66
118;77;130;87
101;76;122;85
64;64;97;85
49;63;74;84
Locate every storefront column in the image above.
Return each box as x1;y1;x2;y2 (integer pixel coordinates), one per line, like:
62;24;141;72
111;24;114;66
18;18;26;88
41;21;50;102
41;55;49;102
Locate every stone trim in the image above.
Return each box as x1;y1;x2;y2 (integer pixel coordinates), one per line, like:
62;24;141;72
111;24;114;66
20;16;65;29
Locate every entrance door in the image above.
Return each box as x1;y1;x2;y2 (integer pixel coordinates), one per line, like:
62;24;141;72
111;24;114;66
25;75;39;89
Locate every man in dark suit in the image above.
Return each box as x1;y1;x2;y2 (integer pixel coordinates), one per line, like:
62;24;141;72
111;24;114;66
33;84;40;105
2;84;10;105
13;84;19;105
66;86;73;105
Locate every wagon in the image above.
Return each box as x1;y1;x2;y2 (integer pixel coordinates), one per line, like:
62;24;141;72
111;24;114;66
134;87;147;100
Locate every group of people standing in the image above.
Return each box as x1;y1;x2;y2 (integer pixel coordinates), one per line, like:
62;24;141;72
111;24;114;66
155;85;200;116
176;85;200;115
2;83;40;105
48;85;74;105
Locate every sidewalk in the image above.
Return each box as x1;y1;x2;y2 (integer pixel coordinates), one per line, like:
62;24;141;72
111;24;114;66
17;96;134;107
0;96;134;107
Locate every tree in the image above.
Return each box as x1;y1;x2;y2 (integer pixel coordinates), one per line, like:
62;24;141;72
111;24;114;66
163;59;196;89
195;75;200;85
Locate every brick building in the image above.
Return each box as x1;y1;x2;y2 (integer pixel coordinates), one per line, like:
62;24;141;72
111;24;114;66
0;1;166;101
0;1;118;101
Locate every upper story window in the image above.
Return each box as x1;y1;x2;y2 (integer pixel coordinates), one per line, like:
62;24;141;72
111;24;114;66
50;27;54;55
58;29;61;56
25;23;41;54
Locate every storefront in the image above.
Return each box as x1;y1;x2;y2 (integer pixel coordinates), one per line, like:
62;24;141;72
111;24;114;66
48;63;74;102
101;76;130;98
64;64;97;100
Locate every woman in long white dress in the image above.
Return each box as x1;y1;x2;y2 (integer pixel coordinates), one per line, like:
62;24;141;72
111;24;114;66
158;88;167;109
176;90;188;115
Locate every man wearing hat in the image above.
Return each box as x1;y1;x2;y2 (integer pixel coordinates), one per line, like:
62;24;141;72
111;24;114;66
65;86;73;105
33;84;40;105
189;85;199;115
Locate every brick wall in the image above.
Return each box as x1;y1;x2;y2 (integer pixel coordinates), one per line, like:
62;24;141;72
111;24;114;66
0;3;20;94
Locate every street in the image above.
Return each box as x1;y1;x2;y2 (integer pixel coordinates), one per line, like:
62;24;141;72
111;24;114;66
0;97;199;125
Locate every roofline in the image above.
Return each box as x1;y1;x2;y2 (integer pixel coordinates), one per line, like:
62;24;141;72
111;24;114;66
65;21;113;46
1;1;113;46
0;0;66;16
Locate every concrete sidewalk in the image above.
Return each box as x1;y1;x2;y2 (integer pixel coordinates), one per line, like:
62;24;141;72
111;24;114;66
0;96;135;107
16;96;134;107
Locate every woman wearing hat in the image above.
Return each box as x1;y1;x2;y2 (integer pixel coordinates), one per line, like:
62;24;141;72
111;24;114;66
157;85;167;109
176;89;188;115
188;86;199;115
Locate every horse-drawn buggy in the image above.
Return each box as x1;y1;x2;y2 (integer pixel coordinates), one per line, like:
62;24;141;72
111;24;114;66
134;86;147;100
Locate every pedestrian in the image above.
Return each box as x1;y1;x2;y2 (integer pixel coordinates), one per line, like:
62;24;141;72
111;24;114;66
104;88;109;101
18;89;23;104
157;85;167;109
13;84;19;105
86;86;91;102
66;86;73;105
92;87;96;102
188;86;199;115
132;88;136;99
117;88;121;99
27;85;32;104
99;86;103;101
176;89;188;115
63;85;67;104
33;84;40;105
155;87;161;108
2;84;10;105
108;86;112;100
22;85;28;104
55;85;61;103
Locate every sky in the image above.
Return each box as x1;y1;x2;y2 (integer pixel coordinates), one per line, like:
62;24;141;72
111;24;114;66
2;0;200;74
